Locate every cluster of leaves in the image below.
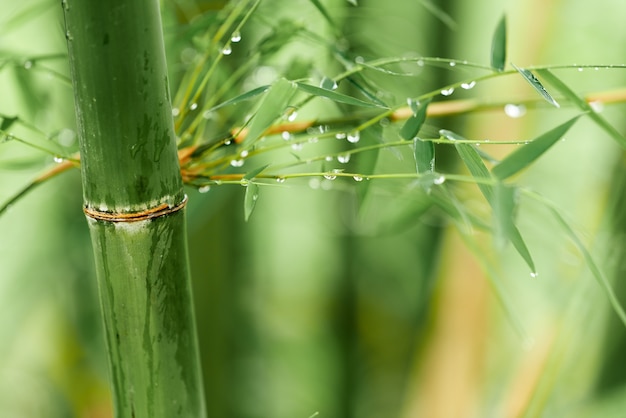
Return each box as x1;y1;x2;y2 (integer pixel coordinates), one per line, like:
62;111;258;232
2;0;626;327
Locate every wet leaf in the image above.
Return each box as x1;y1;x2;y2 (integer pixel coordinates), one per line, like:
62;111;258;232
242;78;297;148
490;15;507;72
493;115;580;180
296;82;384;108
413;139;435;174
537;69;626;148
243;164;269;180
493;183;516;249
244;181;259;222
203;85;269;115
512;64;559;108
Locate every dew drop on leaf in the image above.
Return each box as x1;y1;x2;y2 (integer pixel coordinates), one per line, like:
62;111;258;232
353;175;364;182
230;159;244;167
198;185;211;193
440;87;455;96
337;154;351;163
347;131;360;143
221;45;232;55
461;81;476;90
231;31;242;43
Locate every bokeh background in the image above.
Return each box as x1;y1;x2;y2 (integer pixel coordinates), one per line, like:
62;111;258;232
2;0;626;417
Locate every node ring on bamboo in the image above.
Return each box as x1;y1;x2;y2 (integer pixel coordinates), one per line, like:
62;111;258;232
83;195;188;223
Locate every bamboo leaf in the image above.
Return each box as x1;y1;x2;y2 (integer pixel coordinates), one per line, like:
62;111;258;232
296;82;384;108
203;85;269;114
420;0;457;30
512;64;560;108
490;15;507;72
242;78;298;148
243;164;269;180
307;0;338;30
0;115;17;131
244;182;259;221
345;76;389;108
493;115;580;180
537;69;626;148
400;99;430;140
413;139;435;173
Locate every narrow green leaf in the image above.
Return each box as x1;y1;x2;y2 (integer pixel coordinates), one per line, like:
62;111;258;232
307;0;338;30
243;164;269;180
345;76;389;108
537;69;626;148
400;99;430;140
493;116;580;180
490;15;507;71
244;182;259;222
296;82;384;108
420;0;457;30
512;64;560;108
204;85;269;115
0;131;68;157
414;139;435;173
242;78;298;148
446;129;536;272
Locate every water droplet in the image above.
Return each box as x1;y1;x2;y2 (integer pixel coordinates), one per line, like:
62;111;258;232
320;77;338;90
221;45;232;55
323;170;338;180
198;185;211;193
325;156;333;162
189;102;198;110
590;101;604;113
240;179;249;186
23;60;33;70
276;177;286;183
355;56;365;64
65;30;73;41
440;87;455;96
337;154;351;163
203;110;214;119
353;175;363;182
281;131;292;141
504;103;526;118
347;131;360;143
530;271;539;278
240;150;249;158
461;81;476;90
230;159;244;167
287;110;298;122
231;31;242;43
224;139;232;146
449;61;456;67
308;137;319;143
407;98;419;115
291;142;303;151
433;175;446;185
594;67;599;71
577;67;584;72
379;118;390;127
335;132;346;140
61;0;69;11
417;59;425;67
57;128;76;147
54;156;64;163
172;107;180;117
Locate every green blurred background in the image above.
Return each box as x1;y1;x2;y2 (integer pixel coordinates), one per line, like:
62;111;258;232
2;0;626;417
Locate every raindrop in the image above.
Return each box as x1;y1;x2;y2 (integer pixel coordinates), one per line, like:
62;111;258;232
355;56;365;64
449;61;456;67
291;143;303;151
276;177;286;183
325;156;333;162
240;179;249;186
221;45;232;55
530;271;539;278
65;30;73;41
281;131;292;141
417;59;425;67
230;159;244;167
308;137;319;143
189;102;198;111
353;175;364;182
320;77;338;90
461;81;476;90
433;175;446;185
309;178;321;189
594;67;599;71
23;60;33;70
323;171;338;180
347;131;360;143
54;156;64;163
335;132;346;140
287;110;298;122
337;154;351;163
379;118;390;127
504;103;526;118
203;110;214;119
58;128;76;147
240;150;249;158
577;67;584;72
61;0;69;11
198;185;211;193
231;31;242;43
440;87;455;96
224;139;232;146
172;107;180;117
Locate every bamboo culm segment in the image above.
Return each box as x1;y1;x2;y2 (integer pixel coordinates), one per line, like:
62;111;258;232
88;210;205;417
63;0;207;416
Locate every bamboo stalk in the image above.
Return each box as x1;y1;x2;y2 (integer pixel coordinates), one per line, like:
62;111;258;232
63;1;206;416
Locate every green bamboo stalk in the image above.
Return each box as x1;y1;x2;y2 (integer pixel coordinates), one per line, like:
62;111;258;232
62;1;206;416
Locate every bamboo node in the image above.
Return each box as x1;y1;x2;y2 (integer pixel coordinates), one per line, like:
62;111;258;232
83;195;188;222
